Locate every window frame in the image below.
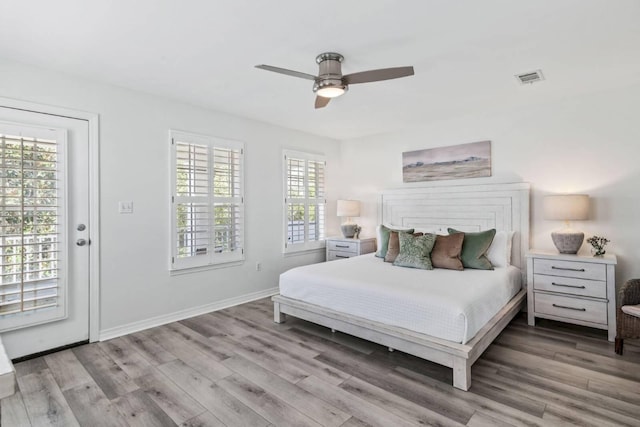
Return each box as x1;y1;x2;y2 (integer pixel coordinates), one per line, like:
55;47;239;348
283;149;326;254
170;130;244;271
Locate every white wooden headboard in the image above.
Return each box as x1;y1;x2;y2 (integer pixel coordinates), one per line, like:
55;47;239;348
379;183;530;281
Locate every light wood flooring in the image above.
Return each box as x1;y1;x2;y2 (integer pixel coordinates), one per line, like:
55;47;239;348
2;297;640;426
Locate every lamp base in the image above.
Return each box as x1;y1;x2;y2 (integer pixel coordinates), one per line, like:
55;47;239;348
551;230;584;254
341;224;359;238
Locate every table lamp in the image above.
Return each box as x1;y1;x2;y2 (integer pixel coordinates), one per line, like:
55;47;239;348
337;200;361;238
543;194;589;254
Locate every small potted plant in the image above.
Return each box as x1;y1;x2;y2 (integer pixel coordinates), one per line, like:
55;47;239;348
586;235;609;256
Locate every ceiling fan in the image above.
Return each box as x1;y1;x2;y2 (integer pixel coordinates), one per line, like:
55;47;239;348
255;52;414;109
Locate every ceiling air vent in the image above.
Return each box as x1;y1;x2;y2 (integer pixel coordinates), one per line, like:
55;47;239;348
515;70;544;85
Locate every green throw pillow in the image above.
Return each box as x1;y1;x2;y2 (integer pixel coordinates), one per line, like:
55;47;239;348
376;225;415;258
393;232;437;270
448;228;496;270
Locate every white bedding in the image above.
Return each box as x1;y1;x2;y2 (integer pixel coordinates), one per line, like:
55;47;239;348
279;253;521;344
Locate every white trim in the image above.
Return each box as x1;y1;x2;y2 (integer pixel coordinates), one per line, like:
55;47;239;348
0;97;101;343
98;286;279;341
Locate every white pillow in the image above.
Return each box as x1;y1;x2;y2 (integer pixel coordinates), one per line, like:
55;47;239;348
486;230;514;268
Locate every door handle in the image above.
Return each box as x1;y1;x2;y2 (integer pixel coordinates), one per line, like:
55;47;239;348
76;238;89;246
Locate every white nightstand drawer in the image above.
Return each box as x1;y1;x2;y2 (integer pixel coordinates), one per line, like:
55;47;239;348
328;241;358;253
533;274;607;299
327;251;354;261
534;293;607;325
533;258;606;281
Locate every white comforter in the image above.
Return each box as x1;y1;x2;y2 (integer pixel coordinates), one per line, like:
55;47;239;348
279;253;521;344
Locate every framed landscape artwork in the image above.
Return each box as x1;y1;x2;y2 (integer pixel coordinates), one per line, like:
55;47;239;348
402;140;491;183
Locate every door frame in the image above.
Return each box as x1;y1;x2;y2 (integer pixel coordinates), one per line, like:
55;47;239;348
0;96;100;342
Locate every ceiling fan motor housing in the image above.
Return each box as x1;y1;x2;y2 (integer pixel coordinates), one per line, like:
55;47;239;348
313;52;348;94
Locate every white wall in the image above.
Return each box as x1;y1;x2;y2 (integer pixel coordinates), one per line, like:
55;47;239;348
338;82;640;285
0;60;341;335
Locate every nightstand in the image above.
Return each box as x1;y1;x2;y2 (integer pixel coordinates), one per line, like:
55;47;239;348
526;249;617;341
326;237;376;261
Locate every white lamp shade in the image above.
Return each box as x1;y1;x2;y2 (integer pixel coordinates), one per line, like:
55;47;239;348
543;194;589;221
337;200;360;217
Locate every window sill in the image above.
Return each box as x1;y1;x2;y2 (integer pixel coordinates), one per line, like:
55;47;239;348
283;247;325;258
170;259;244;276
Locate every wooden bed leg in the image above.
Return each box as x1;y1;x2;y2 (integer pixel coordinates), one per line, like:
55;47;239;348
273;302;286;323
453;358;471;391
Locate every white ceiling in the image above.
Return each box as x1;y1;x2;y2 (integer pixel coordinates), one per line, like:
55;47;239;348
1;0;639;140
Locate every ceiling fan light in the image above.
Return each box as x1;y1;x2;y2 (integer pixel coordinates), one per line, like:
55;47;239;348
316;86;346;98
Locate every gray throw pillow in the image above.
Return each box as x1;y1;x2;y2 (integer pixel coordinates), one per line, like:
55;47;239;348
448;228;496;270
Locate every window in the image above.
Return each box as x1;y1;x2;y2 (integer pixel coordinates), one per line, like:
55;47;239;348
0;125;67;331
170;131;244;270
283;150;326;253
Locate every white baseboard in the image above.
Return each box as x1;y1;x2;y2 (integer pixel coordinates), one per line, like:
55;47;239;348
98;287;279;342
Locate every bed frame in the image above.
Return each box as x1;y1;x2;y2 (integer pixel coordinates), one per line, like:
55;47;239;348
272;182;530;390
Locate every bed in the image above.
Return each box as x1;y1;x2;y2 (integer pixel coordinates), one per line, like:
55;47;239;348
272;182;530;390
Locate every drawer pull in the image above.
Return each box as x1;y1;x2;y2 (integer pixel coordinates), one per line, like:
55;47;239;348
552;282;586;289
335;255;349;258
335;245;350;248
551;266;586;272
552;303;586;312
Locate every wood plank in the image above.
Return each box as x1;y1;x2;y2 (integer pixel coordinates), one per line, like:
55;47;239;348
478;359;640;421
157;359;269;427
392;367;547;427
296;375;419;427
73;344;138;399
466;411;517;427
121;331;177;366
17;369;80;427
63;381;129;427
339;418;374;427
587;378;640;406
218;373;323;427
0;391;31;427
160;322;235;361
225;335;311;384
339;375;464;426
315;340;475;424
181;411;226;427
143;326;232;382
243;334;350;386
99;337;154;378
468;377;546;418
44;349;93;391
135;370;206;425
113;389;178;427
223;354;351;427
473;370;640;426
13;357;47;378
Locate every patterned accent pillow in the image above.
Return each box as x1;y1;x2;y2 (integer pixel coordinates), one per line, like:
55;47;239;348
393;232;437;270
385;231;424;263
448;228;496;270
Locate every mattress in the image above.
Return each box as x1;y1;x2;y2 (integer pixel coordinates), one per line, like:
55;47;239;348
279;253;521;344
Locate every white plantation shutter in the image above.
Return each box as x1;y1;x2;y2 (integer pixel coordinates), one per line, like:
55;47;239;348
284;150;326;253
171;131;244;269
0;125;68;331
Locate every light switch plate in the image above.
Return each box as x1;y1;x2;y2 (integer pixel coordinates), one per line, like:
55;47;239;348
118;201;133;214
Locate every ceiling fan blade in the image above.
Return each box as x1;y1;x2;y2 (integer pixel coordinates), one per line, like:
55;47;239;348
315;96;330;109
343;66;414;85
255;64;317;81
